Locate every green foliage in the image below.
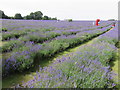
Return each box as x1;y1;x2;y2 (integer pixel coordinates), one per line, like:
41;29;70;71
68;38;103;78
62;31;77;36
2;25;113;76
48;32;61;38
0;10;5;18
68;19;72;22
42;15;49;20
2;31;27;40
34;11;43;20
15;54;34;71
51;17;57;20
19;32;61;43
108;19;116;21
31;34;117;88
2;40;23;53
2;28;7;32
28;35;47;43
24;11;43;20
24;15;32;20
115;41;120;48
0;10;10;19
0;10;58;20
34;28;111;61
14;13;23;19
97;27;103;29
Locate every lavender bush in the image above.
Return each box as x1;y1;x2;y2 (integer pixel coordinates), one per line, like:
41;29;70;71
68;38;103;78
2;20;115;79
20;22;118;88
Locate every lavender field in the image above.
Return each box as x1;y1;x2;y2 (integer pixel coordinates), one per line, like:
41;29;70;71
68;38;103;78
1;19;119;88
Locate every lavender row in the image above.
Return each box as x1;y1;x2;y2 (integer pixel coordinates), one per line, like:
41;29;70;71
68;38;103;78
2;24;113;77
21;23;118;88
1;29;84;53
2;24;112;53
2;21;112;41
1;19;112;32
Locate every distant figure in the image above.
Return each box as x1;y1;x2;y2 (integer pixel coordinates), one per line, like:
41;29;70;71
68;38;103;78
112;22;116;28
96;19;100;26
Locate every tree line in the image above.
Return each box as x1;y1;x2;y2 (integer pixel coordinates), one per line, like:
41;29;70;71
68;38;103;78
0;10;57;20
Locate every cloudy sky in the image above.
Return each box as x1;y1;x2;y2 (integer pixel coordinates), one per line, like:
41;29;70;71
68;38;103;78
1;0;119;20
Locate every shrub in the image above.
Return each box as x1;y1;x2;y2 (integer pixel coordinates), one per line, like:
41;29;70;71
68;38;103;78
115;41;120;48
2;24;113;77
2;28;7;32
2;31;27;41
68;19;72;22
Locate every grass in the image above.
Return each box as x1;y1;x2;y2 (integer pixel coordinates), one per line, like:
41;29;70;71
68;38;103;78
2;72;35;88
0;41;8;47
0;42;2;47
110;49;120;88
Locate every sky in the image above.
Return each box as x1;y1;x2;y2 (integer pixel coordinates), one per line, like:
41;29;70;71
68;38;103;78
0;0;119;20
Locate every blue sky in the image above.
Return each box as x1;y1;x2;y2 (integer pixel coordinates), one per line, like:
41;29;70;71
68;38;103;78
1;0;119;20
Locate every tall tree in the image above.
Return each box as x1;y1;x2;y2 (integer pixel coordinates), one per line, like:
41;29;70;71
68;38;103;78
29;12;35;19
42;15;49;20
24;11;43;20
0;10;58;20
0;10;9;19
14;13;23;19
51;17;57;20
24;15;31;20
34;11;43;20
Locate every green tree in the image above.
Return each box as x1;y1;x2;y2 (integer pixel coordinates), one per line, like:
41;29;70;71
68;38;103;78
51;17;57;20
34;11;43;20
0;10;5;18
0;10;10;19
29;12;35;19
10;17;14;19
68;19;72;22
14;13;23;19
42;15;49;20
23;15;30;20
48;17;51;20
0;10;58;20
24;11;43;20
